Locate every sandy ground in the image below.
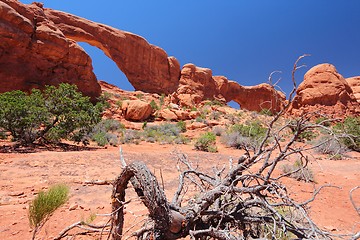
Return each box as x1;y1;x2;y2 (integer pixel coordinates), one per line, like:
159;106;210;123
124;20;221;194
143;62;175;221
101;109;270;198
0;142;359;239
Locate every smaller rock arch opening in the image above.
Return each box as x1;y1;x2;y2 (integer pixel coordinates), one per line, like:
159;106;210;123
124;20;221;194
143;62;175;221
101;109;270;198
78;42;135;91
227;100;240;110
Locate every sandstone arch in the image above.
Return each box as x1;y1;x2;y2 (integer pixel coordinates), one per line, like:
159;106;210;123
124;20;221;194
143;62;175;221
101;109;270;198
44;8;181;95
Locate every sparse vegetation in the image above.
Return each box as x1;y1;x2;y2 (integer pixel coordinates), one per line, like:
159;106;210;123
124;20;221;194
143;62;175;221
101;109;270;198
29;184;69;240
194;131;217;152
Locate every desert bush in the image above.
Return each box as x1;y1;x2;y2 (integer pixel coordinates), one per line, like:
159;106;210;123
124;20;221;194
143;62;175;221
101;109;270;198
176;120;187;133
0;84;104;145
314;116;331;127
314;134;348;159
29;184;69;239
120;129;142;144
221;131;254;150
143;123;188;144
288;119;318;142
260;108;273;116
89;119;124;146
333;117;360;152
203;99;224;106
194;132;217;152
150;100;159;111
0;129;6;139
281;160;314;182
222;121;267;150
212;126;225;136
208;110;221;120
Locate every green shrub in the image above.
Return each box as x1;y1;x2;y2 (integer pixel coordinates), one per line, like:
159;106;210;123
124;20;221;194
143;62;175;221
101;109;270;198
0;84;103;145
203;99;224;106
143;123;188;144
212;126;225;136
88;119;124;146
194;132;217;152
29;184;69;239
281;160;314;182
176;121;187;133
222;121;267;150
314;134;348;159
315;117;331;127
150;100;159;111
334;117;360;152
260;108;273;116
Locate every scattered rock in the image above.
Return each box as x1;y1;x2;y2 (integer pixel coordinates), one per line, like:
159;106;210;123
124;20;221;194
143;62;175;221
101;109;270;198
68;204;78;211
9;191;24;197
187;122;207;130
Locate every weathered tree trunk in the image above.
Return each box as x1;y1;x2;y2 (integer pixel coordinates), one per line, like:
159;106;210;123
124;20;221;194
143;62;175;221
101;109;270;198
111;162;180;240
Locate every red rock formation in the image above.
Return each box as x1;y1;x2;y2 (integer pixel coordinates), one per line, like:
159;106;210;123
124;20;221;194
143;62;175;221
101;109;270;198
347;77;360;103
0;0;180;99
215;76;286;113
175;64;222;106
173;64;285;113
0;0;101;99
44;8;180;94
289;64;360;117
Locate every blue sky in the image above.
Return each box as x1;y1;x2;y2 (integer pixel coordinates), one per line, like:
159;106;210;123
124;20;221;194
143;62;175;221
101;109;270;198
20;1;360;98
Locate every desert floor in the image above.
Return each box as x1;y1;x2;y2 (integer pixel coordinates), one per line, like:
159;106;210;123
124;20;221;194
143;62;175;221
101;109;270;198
1;142;360;239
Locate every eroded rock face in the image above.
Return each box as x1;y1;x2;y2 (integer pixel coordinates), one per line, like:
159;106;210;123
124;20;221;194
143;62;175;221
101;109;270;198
289;64;360;116
217;77;286;113
175;63;220;106
0;0;101;99
347;77;360;103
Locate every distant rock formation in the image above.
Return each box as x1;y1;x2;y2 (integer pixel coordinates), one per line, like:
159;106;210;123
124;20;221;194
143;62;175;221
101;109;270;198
288;64;360;117
346;76;360;103
173;63;285;113
0;0;101;100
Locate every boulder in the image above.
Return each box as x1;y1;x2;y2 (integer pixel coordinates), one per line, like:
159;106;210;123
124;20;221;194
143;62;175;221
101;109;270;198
158;109;178;121
289;64;360;117
122;100;152;121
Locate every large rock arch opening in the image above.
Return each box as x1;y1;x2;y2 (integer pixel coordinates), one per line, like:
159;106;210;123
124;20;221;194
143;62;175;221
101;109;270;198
78;42;134;91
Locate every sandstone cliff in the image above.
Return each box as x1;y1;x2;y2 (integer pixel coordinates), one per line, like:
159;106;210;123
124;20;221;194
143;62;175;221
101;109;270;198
0;0;101;99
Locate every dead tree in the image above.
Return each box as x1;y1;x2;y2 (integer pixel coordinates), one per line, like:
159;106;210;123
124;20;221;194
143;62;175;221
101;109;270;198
110;55;353;239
